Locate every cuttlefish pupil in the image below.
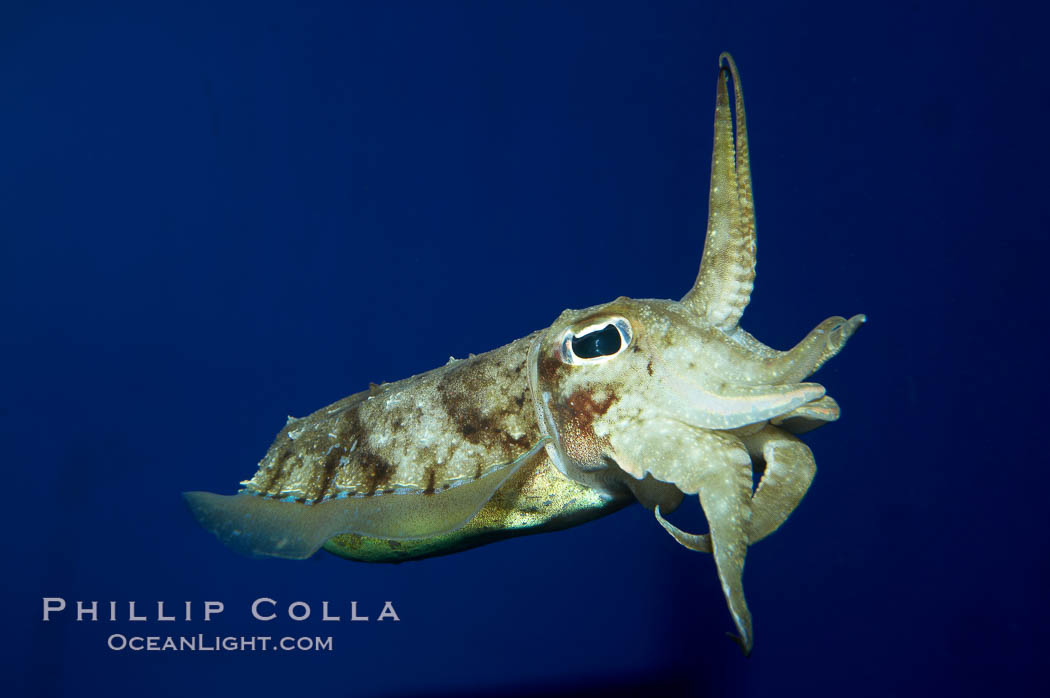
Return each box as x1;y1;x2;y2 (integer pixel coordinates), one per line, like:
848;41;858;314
571;324;621;358
561;317;633;365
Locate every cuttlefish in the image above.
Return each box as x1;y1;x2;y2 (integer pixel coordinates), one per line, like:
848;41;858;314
185;53;864;654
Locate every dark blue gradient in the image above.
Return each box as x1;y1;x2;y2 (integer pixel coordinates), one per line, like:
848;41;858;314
4;2;1047;697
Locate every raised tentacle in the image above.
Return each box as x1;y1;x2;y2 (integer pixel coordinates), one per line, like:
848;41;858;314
681;53;756;332
722;52;755;289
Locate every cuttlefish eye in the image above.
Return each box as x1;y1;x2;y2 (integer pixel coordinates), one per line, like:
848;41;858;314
559;316;633;365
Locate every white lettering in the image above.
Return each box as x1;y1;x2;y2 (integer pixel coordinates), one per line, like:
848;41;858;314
378;601;400;622
288;601;310;621
42;597;66;621
128;601;146;621
157;601;174;622
76;601;97;622
204;601;224;621
252;597;276;621
350;601;369;622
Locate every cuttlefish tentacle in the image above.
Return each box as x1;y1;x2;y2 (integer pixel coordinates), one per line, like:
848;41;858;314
767;314;866;383
698;460;754;656
722;52;755;280
681;55;755;331
770;395;840;434
729;326;779;359
655;505;712;553
661;376;825;431
653;449;754;655
654;423;816;550
608;418;754;653
742;425;816;544
730;313;866;386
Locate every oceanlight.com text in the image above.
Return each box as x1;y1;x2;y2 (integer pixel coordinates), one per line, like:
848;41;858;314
106;634;333;652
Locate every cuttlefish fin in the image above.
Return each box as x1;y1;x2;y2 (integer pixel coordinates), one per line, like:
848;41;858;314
184;438;549;559
681;53;755;332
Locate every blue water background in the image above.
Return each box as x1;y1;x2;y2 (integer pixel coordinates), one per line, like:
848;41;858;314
4;2;1048;696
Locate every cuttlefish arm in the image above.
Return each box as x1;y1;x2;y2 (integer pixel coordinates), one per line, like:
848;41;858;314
680;53;755;332
652;421;818;547
643;425;815;657
756;315;867;384
771;394;840;434
678;53;864;378
614;419;821;657
620;54;861;655
608;417;754;654
743;426;817;544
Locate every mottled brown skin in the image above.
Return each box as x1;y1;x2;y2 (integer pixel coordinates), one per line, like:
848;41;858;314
241;334;543;503
231;331;633;563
